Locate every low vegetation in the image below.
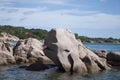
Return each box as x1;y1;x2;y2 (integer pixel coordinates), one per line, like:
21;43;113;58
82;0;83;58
75;33;120;43
0;25;48;40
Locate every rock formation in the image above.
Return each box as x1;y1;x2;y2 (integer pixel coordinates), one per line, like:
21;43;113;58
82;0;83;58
13;38;52;64
0;32;19;41
0;39;16;65
93;50;109;69
44;28;109;74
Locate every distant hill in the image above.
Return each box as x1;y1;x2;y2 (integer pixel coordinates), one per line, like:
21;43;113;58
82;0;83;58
0;25;120;43
0;25;48;40
75;33;120;43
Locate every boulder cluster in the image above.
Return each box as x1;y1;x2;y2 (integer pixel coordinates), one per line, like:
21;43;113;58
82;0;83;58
0;28;119;74
0;38;52;65
13;38;51;64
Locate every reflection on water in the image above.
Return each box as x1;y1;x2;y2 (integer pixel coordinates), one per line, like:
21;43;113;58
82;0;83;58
0;65;120;80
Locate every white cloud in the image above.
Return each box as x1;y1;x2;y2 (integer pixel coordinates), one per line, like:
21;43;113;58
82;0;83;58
0;6;120;30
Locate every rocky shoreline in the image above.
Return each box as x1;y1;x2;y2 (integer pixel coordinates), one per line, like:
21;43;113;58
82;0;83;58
0;28;120;74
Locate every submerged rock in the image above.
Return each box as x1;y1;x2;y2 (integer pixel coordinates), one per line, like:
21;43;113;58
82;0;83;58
26;62;56;71
26;62;48;71
44;28;109;74
0;39;16;65
13;38;52;64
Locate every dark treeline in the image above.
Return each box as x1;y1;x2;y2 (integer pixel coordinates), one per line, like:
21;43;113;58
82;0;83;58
0;25;120;43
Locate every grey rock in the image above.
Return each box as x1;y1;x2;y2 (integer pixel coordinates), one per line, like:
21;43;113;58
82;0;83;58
93;50;107;58
13;38;52;64
0;39;16;65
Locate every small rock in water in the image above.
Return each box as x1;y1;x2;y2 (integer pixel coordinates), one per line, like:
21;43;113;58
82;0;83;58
19;65;28;68
26;62;55;71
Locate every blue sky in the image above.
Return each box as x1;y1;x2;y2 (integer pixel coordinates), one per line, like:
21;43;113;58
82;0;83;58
0;0;120;38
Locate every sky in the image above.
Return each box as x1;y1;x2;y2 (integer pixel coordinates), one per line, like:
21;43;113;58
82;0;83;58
0;0;120;38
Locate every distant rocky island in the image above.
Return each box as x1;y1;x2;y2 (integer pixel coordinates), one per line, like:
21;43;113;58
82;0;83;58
0;25;120;43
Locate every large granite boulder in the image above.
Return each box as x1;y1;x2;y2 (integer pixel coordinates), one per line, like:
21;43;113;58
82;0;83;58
13;38;52;64
107;52;120;66
44;28;108;74
0;40;15;65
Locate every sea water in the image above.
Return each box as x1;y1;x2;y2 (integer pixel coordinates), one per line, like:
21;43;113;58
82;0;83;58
84;43;120;52
0;64;120;80
0;42;120;80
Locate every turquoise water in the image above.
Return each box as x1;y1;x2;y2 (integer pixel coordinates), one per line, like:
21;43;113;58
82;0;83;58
0;42;120;80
